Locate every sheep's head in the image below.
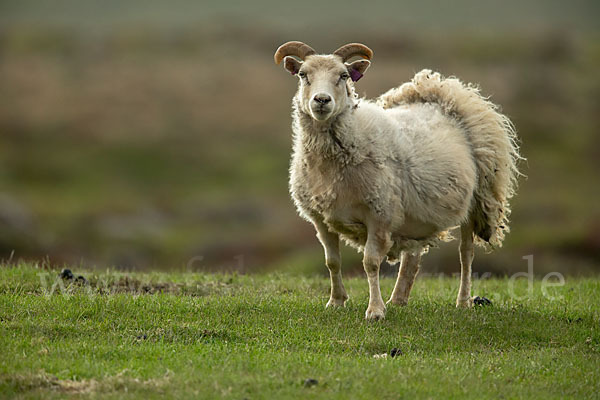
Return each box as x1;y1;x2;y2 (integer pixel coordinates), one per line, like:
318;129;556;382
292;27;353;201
275;41;372;122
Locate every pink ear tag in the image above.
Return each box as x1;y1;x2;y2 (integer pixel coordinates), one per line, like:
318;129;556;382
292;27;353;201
350;69;363;82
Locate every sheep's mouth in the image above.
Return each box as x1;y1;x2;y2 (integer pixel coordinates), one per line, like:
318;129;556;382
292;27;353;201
310;105;333;121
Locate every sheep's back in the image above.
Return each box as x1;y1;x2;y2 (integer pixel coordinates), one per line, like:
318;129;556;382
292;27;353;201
383;103;478;231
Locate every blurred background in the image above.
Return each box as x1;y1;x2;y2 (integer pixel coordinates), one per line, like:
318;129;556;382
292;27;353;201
1;0;598;276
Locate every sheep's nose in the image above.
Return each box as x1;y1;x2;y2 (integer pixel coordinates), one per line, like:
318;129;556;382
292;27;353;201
313;93;332;105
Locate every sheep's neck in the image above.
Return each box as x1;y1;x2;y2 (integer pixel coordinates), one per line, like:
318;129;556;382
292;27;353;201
295;103;358;165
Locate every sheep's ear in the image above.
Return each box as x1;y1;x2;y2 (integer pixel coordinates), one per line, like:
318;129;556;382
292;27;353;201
283;56;302;76
346;59;371;82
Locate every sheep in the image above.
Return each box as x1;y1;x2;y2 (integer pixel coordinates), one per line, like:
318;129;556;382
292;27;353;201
274;41;522;319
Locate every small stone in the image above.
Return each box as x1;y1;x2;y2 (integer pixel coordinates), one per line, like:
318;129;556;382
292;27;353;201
303;378;318;388
75;275;87;285
60;269;74;280
389;348;403;358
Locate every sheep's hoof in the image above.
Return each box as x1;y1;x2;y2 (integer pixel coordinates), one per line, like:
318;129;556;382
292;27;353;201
456;296;492;308
386;297;408;307
326;296;347;308
456;298;472;308
365;306;386;320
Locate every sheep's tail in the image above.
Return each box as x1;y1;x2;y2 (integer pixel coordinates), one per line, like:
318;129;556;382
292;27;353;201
377;69;524;248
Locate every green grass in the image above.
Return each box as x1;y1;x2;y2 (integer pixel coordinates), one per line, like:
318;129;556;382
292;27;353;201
1;264;599;399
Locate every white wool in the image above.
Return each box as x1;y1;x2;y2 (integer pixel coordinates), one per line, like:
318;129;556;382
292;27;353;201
378;70;523;248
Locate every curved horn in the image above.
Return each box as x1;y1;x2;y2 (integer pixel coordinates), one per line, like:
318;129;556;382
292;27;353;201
333;43;373;62
274;41;316;65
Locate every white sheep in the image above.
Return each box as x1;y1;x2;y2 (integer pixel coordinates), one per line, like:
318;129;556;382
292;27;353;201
274;41;522;319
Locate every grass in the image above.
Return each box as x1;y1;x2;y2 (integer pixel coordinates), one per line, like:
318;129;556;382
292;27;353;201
0;264;598;399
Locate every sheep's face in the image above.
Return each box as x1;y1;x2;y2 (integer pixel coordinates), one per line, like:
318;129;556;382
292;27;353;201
284;55;370;122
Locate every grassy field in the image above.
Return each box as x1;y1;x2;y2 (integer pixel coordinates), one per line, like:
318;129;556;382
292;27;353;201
1;264;598;399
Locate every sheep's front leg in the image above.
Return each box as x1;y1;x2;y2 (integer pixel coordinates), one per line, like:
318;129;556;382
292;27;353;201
387;251;422;306
363;229;392;320
313;220;348;307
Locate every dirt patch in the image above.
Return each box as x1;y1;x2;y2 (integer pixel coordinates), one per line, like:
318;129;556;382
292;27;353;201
3;370;171;394
52;378;98;394
94;276;234;296
26;270;238;297
98;276;197;295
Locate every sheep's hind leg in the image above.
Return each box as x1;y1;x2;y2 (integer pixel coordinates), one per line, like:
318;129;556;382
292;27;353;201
363;228;393;320
456;224;492;308
313;219;348;307
387;251;422;306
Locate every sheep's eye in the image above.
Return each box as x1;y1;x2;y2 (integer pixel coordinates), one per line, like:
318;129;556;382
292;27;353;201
340;73;350;80
298;71;307;78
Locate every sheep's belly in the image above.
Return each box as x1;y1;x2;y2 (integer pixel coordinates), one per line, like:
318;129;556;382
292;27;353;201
392;215;439;240
324;211;445;256
327;218;368;248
